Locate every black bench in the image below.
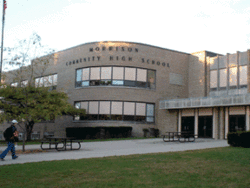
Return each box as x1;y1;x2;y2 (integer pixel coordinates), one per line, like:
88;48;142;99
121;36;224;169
162;132;196;143
40;137;81;151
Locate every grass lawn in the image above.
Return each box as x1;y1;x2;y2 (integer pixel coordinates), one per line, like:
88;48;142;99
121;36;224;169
1;147;250;188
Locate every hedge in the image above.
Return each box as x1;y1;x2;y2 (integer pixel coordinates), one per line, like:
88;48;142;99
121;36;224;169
227;131;250;148
66;126;132;139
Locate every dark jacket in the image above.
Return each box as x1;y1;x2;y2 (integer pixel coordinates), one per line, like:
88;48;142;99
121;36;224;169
5;124;17;142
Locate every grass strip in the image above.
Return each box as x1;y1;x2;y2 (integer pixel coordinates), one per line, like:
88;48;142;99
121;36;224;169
0;147;250;188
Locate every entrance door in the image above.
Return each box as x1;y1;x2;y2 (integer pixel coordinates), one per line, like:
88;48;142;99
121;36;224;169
181;117;194;134
198;116;213;138
229;115;245;132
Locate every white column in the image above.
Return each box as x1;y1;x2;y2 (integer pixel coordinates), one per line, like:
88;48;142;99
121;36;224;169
195;109;198;138
213;108;216;139
225;107;229;139
178;110;181;132
246;106;249;131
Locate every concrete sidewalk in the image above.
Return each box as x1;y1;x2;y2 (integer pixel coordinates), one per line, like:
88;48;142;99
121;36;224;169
0;138;229;166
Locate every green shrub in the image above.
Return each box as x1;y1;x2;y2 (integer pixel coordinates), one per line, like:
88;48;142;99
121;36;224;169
227;131;250;148
66;126;132;139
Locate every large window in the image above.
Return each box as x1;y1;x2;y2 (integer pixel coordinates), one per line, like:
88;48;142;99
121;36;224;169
210;70;217;90
229;67;237;89
74;101;155;123
35;74;58;90
209;53;248;94
239;66;247;88
219;69;227;89
76;66;156;89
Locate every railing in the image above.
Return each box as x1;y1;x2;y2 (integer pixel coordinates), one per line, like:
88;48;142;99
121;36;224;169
160;93;250;109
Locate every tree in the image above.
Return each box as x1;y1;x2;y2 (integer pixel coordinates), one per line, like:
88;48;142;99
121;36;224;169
0;33;84;151
2;32;54;72
0;84;85;151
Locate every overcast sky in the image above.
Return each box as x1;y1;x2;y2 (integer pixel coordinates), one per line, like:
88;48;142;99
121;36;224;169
2;0;250;55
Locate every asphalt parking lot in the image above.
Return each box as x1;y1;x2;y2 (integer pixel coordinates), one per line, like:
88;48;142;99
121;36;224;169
0;138;229;166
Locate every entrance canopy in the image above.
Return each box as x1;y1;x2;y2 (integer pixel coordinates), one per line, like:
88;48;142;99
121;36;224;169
159;94;250;110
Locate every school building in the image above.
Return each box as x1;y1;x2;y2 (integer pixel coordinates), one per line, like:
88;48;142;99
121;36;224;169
0;41;249;140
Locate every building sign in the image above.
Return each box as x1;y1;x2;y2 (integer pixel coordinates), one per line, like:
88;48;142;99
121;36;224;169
89;46;139;52
66;45;170;68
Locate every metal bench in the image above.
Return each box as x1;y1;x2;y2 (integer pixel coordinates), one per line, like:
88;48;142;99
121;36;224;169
40;137;81;151
162;132;196;143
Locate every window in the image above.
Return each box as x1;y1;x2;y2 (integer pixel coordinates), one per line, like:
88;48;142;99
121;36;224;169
229;67;237;89
112;67;124;85
18;133;24;141
88;101;98;120
100;67;111;86
219;56;227;68
53;74;57;85
82;68;90;81
113;67;124;79
239;66;247;87
123;102;135;121
11;82;18;87
76;69;82;82
78;102;88;120
136;69;147;88
44;132;54;138
136;103;146;121
76;66;155;89
31;132;40;140
146;104;154;122
239;52;248;65
210;70;217;90
229;54;237;67
35;74;58;90
111;101;123;120
219;69;227;89
124;68;136;87
99;101;111;120
75;101;155;123
90;67;100;86
209;57;218;70
44;76;50;87
147;70;156;89
21;80;28;87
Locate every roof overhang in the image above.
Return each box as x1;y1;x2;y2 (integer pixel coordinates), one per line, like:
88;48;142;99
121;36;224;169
159;94;250;109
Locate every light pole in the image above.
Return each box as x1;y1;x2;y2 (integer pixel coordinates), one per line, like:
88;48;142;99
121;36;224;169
0;0;6;84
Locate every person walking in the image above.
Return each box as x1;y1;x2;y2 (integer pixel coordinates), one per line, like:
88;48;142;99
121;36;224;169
0;120;19;160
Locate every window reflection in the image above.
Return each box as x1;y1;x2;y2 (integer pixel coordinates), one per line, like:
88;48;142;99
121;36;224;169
76;66;155;89
219;69;227;89
147;70;156;89
35;74;57;90
75;101;154;123
111;101;123;120
101;67;111;80
229;67;237;88
210;70;217;89
239;66;247;87
82;68;89;81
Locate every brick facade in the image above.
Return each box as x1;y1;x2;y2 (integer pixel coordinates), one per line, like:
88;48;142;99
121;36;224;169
0;41;249;140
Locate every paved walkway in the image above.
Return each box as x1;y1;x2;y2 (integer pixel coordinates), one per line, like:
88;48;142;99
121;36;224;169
0;138;229;166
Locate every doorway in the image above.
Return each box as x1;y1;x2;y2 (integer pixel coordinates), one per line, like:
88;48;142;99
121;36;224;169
181;117;194;134
198;116;213;138
229;115;245;132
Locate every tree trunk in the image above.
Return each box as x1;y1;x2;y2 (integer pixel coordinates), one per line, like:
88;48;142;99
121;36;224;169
22;131;26;152
26;121;34;141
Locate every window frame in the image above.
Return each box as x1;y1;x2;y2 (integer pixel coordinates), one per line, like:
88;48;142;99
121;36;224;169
75;66;156;90
35;73;58;90
74;100;155;123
